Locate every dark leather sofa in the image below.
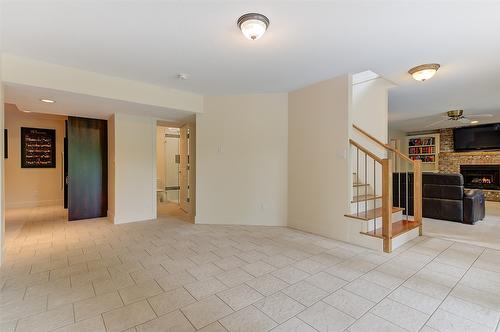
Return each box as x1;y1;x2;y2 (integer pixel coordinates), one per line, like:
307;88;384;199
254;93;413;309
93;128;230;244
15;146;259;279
393;172;485;224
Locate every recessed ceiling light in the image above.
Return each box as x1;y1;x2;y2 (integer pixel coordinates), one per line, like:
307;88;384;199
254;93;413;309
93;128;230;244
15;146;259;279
237;13;269;40
471;120;479;124
177;73;189;80
408;63;440;81
40;98;55;103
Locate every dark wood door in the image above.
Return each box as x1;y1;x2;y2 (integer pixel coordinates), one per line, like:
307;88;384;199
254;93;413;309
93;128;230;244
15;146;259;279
68;117;107;221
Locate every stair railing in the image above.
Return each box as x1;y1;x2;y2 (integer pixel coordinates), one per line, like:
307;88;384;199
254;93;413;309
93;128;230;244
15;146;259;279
351;125;423;253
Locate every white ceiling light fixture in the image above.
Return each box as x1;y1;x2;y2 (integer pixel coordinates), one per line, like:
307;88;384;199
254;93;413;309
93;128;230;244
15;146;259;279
408;63;440;81
40;98;55;103
237;13;269;40
471;120;479;124
177;73;189;80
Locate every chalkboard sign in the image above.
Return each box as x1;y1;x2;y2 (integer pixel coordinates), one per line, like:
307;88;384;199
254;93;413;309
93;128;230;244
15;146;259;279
21;127;56;168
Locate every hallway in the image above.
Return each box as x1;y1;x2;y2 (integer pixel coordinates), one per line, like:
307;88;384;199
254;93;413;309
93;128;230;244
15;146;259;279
1;208;500;331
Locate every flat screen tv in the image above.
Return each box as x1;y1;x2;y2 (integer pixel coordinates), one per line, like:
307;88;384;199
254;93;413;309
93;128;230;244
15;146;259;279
453;123;500;151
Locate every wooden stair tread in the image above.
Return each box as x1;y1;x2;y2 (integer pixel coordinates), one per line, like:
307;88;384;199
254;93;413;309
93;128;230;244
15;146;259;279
344;207;404;221
351;194;382;203
360;219;421;239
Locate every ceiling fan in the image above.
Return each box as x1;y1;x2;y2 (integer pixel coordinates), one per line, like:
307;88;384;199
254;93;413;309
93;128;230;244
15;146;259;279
424;110;493;128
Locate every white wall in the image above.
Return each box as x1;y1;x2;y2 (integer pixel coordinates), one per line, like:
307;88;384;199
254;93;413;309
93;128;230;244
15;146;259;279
2;54;203;113
110;113;156;224
288;75;352;240
4;104;66;208
196;94;288;226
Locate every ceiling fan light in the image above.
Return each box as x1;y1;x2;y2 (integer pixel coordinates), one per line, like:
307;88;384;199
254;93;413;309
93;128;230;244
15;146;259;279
408;64;440;81
237;13;269;40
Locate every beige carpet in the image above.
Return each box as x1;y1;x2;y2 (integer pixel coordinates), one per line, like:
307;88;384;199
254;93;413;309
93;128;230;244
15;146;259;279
423;201;500;250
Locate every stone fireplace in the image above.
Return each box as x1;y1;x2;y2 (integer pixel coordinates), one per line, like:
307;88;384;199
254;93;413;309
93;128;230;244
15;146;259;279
439;128;500;201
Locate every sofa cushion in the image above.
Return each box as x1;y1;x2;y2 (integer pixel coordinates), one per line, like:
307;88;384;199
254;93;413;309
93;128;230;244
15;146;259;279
423;184;463;200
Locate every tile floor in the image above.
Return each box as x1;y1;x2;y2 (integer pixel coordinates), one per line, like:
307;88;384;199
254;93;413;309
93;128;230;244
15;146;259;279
1;206;500;332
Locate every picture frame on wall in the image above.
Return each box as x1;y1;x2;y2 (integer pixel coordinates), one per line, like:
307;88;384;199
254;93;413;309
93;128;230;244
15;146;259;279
21;127;56;168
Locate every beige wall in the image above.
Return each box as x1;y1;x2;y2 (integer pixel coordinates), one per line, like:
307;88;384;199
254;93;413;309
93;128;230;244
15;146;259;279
1;75;4;265
288;75;352;240
109;113;156;224
196;94;288;226
4;104;66;208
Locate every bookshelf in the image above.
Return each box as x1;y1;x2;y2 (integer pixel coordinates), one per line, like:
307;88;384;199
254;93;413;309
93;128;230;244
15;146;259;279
406;133;440;172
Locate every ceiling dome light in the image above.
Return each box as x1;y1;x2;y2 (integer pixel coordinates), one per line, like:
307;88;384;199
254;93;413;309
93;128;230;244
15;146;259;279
237;13;269;40
40;98;55;103
408;63;440;81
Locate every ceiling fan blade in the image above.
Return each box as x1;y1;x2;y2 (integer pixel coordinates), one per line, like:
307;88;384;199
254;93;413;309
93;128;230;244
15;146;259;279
468;114;493;118
424;118;447;128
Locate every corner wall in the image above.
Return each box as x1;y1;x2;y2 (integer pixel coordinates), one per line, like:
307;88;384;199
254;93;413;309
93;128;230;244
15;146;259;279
196;94;288;226
4;105;66;208
109;113;156;224
288;75;352;240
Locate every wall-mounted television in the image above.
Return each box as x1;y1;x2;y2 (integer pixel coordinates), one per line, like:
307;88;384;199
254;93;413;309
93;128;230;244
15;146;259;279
453;123;500;151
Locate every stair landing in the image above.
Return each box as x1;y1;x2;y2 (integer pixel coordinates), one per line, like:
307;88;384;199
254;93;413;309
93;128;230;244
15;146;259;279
360;219;421;239
345;207;404;221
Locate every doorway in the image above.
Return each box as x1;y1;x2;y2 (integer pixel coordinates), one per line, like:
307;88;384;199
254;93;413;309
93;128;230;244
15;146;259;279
156;121;195;222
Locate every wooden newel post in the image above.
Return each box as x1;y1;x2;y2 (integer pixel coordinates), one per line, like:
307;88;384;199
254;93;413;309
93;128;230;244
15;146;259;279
413;160;423;236
382;158;392;253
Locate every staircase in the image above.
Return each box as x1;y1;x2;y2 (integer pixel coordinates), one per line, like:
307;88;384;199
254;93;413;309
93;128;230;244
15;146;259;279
346;125;423;253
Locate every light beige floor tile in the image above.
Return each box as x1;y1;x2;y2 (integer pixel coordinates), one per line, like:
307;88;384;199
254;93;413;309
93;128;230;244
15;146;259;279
348;313;406;332
184;277;227;300
102;300;156;332
427;309;491;332
220;305;277;332
293;258;329;274
16;304;74;332
196;322;226;332
242;261;276;277
246;274;288;296
361;270;405;290
270;317;316;332
272;266;310;284
388;286;441;315
213;256;247;271
282;281;327;306
136;309;194;332
0;295;47;323
217;284;264;310
119;280;163;305
323;289;375;319
343;278;392;302
298;301;355;332
440;295;500;328
0;287;26;306
48;282;95;309
403;275;452;300
187;263;224;280
370;298;429;332
0;320;17;332
306;271;347;292
93;273;136;295
156;271;197;292
216;268;254;287
254;292;305;324
52;315;106;332
148;287;196;316
262;254;296;268
181;295;233;329
74;291;123;321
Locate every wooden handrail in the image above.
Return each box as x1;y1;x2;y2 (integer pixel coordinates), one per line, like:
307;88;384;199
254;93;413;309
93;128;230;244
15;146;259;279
349;139;383;164
353;124;413;163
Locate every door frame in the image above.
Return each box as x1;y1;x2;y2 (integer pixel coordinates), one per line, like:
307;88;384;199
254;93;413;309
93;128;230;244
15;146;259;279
156;118;196;222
